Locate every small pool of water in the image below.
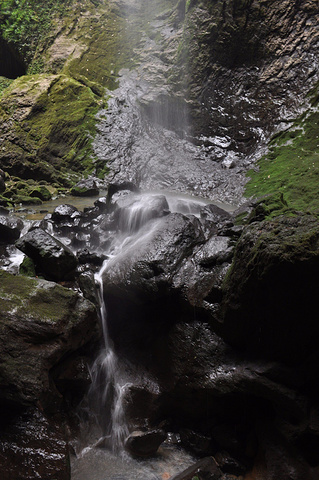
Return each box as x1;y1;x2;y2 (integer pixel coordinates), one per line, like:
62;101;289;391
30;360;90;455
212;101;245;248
12;190;108;221
71;444;196;480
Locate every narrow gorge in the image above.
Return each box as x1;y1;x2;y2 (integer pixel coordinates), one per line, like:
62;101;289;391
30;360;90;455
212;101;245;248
0;1;319;479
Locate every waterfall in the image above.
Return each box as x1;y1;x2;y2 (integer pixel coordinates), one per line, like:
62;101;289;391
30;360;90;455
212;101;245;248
89;258;131;453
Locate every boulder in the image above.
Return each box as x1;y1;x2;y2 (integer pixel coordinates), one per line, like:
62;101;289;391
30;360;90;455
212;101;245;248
124;429;167;457
15;227;78;281
70;178;99;197
0;214;24;243
220;214;319;365
51;204;79;223
106;181;140;202
0;270;98;412
102;213;205;349
29;185;52;201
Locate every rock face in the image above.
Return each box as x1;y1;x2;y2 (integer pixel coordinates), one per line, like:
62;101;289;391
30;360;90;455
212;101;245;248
15;228;78;281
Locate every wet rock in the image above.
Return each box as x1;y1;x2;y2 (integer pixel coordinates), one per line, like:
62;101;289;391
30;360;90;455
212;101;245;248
77;248;106;267
102;213;204;349
114;194;170;233
124;429;167;457
70;177;99;197
214;451;246;476
78;270;100;307
52;355;92;403
170;456;222;480
194;236;233;267
0;206;9;216
180;429;215;457
200;204;233;237
106;181;140;202
0;408;70;480
15;227;78;281
220;214;319;364
51;204;79;223
0;214;24;243
0;270;98;412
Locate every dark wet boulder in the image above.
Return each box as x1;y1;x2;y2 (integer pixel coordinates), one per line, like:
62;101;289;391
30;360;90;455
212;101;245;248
15;227;78;281
170;456;222;480
0;408;70;480
124;429;167;457
0;206;9;216
102;213;205;349
214;451;246;476
0;270;98;412
70;177;99;197
51;203;79;222
106;181;140;202
220;214;319;365
180;429;216;457
0;214;24;243
200;204;233;237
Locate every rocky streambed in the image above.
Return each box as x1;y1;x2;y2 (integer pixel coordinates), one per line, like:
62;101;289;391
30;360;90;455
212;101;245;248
1;183;319;479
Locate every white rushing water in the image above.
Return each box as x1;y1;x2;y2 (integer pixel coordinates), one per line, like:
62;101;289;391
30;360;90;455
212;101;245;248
90;259;132;453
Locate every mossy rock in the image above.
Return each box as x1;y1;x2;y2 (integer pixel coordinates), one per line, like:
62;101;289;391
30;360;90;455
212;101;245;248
0;73;101;184
0;269;99;410
0;195;12;207
29;186;52;201
19;256;36;277
220;214;319;364
11;195;42;206
245;83;319;216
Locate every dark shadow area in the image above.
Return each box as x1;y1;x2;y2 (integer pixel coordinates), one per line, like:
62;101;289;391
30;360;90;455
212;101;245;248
0;38;26;79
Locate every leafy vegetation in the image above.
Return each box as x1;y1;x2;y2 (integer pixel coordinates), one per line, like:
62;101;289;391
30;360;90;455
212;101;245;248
0;0;72;62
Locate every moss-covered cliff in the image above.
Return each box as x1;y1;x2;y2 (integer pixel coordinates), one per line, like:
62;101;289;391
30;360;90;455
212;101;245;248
0;0;135;201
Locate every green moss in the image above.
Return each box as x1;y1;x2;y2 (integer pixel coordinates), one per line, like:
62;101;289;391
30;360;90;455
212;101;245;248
0;76;13;96
0;73;101;182
0;269;36;305
0;269;80;322
19;256;36;277
11;195;42;205
0;0;74;62
245;85;319;217
25;284;76;322
29;185;52;201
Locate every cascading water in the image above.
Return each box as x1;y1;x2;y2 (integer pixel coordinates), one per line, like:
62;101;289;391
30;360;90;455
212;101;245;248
89;264;131;453
72;193;207;479
72;0;239;476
